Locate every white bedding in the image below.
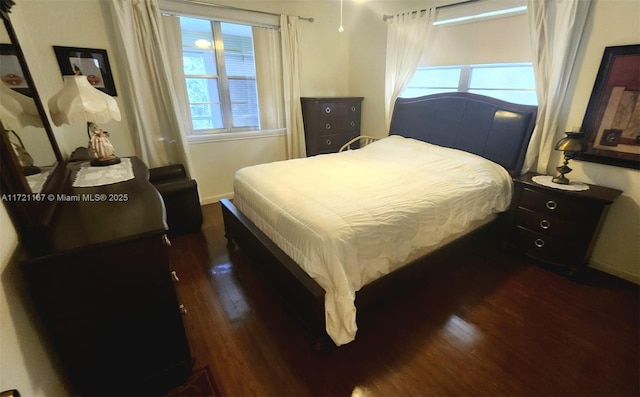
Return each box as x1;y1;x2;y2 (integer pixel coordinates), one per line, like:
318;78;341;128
233;135;513;345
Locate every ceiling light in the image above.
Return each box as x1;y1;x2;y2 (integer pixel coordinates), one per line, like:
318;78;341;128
339;0;344;32
195;39;212;49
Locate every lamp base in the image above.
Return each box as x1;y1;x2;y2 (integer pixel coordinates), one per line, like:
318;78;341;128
90;156;121;167
552;174;570;184
552;159;573;185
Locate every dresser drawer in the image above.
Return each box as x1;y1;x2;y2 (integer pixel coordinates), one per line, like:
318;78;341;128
520;187;594;221
308;118;360;134
317;101;361;118
314;132;357;154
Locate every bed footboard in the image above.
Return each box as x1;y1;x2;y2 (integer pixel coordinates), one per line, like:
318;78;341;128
220;199;329;347
338;135;380;152
221;198;501;348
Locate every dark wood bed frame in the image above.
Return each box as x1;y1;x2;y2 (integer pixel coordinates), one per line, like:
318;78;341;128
220;93;537;348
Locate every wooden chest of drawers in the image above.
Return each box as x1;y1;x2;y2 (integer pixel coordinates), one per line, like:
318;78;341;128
502;173;622;276
301;97;364;156
24;158;192;395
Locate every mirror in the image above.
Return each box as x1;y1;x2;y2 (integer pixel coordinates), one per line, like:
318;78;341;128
1;0;65;254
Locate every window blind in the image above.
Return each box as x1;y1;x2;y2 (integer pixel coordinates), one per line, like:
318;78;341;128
423;12;531;66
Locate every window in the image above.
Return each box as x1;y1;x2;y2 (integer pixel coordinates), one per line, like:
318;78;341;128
401;63;537;106
180;17;259;134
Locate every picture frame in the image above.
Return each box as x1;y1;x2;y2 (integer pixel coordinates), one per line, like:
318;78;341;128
53;46;117;96
577;44;640;169
0;43;32;96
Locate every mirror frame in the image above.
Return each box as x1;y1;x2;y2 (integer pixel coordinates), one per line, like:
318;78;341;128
1;0;66;255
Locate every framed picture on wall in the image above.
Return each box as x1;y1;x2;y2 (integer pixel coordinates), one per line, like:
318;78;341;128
53;46;117;96
0;43;32;96
577;44;640;169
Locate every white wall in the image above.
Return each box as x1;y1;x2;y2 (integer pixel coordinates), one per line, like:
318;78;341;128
189;134;287;202
0;0;638;394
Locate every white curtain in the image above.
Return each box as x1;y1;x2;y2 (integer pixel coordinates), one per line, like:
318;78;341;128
109;0;195;176
253;26;285;131
280;15;306;159
522;0;592;174
384;9;435;128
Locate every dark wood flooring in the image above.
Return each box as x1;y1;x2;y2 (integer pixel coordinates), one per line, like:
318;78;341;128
168;202;639;396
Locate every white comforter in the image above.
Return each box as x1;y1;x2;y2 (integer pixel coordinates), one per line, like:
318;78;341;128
233;135;513;345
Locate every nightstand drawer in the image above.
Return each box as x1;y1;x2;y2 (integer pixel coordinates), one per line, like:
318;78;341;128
514;207;590;239
520;187;594;221
512;226;584;265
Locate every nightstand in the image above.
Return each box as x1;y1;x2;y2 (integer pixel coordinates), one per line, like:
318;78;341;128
502;173;622;277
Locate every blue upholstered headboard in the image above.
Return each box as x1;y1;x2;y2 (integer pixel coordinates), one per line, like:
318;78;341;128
388;93;537;176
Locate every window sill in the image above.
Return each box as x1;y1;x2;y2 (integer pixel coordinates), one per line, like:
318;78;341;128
187;128;286;145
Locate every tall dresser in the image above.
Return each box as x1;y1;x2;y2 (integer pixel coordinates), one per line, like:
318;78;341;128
24;157;192;396
301;97;364;156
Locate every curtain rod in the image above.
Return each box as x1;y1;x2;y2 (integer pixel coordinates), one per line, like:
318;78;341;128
382;0;477;21
179;0;314;22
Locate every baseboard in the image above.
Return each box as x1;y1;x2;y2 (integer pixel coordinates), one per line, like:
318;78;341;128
590;258;639;285
200;193;233;206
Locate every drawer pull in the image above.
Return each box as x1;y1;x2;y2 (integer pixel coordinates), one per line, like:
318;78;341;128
162;234;171;246
350;121;355;127
171;271;180;282
179;304;187;315
351;106;356;112
545;200;557;210
325;123;331;130
325;107;331;114
534;238;545;248
539;219;551;229
325;139;332;146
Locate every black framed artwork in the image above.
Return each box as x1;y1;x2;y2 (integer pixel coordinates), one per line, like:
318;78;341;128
53;46;117;96
0;43;32;96
577;44;640;169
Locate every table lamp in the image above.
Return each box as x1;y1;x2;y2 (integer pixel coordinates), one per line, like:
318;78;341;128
48;75;121;166
0;82;43;175
552;131;587;184
0;81;43;130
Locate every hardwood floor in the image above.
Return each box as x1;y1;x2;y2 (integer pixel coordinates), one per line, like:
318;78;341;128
168;202;639;396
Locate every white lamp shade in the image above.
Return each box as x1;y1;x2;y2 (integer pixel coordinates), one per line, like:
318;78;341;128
0;82;43;130
48;75;121;127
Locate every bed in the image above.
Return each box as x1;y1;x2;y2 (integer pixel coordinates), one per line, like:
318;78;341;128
220;92;537;347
